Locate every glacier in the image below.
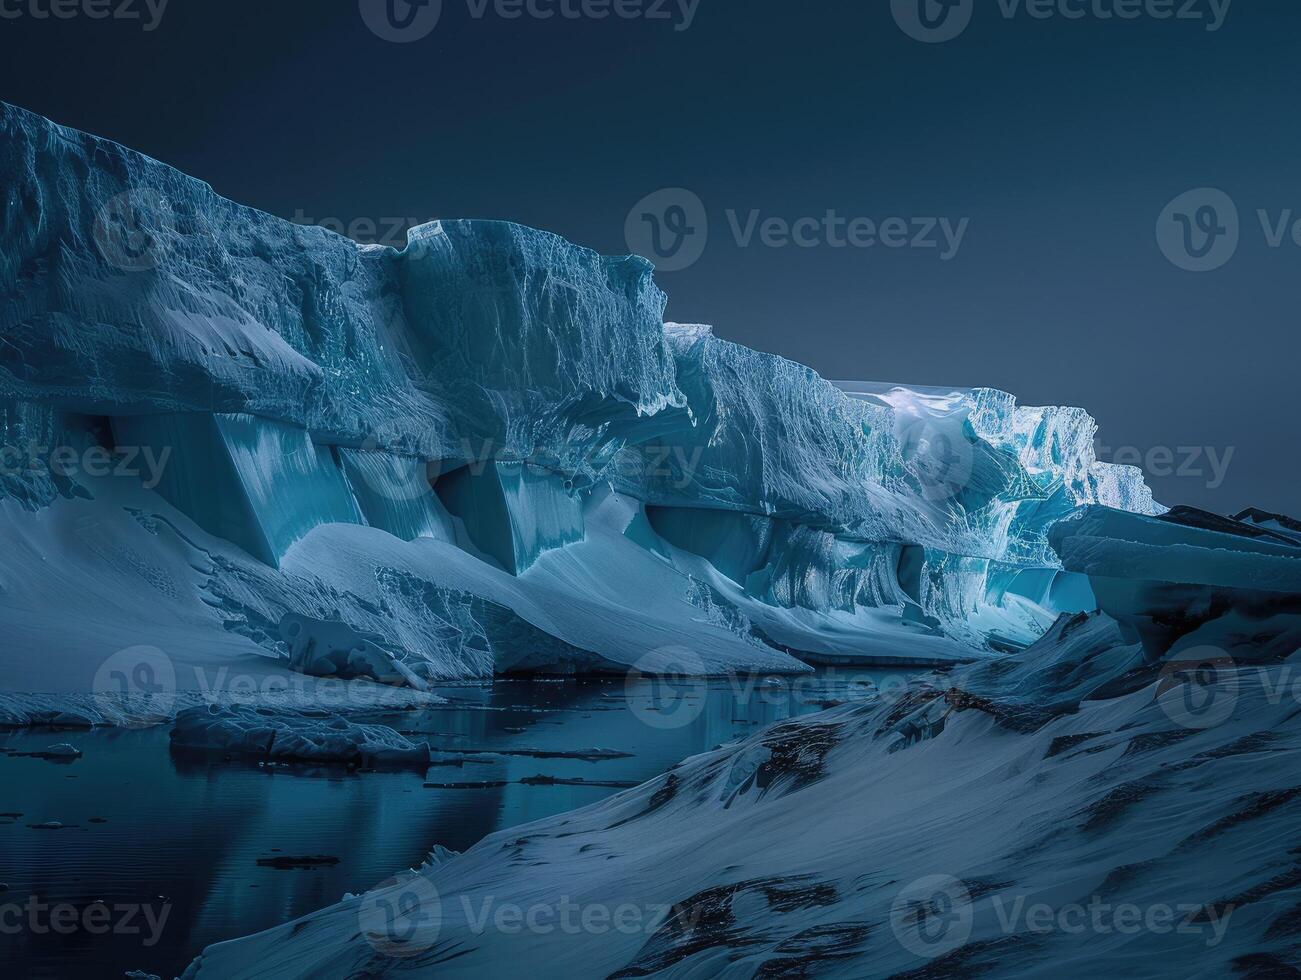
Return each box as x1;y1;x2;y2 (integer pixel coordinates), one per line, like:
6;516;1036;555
0;100;1160;708
4;101;1298;979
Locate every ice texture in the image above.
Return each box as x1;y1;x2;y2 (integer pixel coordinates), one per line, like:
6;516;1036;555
1052;503;1301;655
112;413;362;566
336;448;454;543
278;613;428;689
0;101;1167;694
435;460;585;574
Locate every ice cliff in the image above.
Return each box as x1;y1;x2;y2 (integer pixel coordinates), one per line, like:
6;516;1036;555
0;101;1160;703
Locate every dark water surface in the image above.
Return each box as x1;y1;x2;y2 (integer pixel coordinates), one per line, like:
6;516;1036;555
0;669;909;978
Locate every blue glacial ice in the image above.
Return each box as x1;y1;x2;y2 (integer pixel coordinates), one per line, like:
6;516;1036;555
0;98;1163;699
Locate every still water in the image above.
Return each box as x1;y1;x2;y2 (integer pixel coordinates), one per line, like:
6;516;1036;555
0;669;908;978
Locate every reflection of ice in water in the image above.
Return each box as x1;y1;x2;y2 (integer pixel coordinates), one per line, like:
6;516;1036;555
1;668;913;979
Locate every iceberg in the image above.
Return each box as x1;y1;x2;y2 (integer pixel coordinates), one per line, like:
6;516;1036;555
0;99;1169;696
170;704;433;768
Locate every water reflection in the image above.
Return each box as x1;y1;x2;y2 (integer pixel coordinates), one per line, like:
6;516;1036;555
0;668;910;978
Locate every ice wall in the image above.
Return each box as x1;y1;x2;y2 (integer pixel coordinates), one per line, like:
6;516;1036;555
112;413;362;567
337;448;454;543
0;103;683;470
1051;504;1301;655
0;101;1169;676
435;460;585;575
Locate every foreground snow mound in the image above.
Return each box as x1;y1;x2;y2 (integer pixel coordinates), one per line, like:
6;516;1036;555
183;602;1301;979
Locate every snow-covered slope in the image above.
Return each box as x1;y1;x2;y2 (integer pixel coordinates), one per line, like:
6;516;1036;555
181;598;1301;978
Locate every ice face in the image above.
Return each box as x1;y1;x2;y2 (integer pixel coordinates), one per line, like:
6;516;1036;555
434;460;586;575
336;448;455;543
111;413;363;567
0;100;1170;685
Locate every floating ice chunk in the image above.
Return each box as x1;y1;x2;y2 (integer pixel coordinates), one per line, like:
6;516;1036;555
170;705;432;768
1050;505;1301;593
1051;504;1301;654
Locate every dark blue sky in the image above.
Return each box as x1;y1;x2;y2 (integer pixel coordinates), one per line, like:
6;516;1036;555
0;0;1294;514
